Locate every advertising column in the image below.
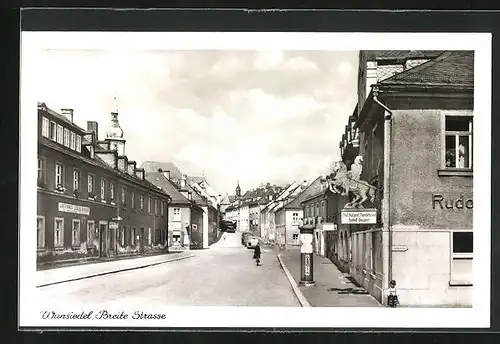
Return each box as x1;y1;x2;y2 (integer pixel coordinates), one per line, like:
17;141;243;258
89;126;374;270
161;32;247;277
298;222;315;286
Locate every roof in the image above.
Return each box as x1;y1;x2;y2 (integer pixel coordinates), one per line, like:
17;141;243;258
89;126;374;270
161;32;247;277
140;161;184;180
144;172;191;205
284;177;325;209
362;50;444;62
380;50;474;86
38;103;88;134
40;137;171;199
187;176;206;184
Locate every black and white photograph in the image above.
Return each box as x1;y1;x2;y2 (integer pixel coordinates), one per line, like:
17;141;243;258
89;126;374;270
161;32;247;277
19;31;491;328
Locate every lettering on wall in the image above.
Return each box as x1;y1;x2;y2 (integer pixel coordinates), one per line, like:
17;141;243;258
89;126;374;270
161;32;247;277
432;194;473;210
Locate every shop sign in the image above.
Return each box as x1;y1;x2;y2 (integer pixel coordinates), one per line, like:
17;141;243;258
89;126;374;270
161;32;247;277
58;202;90;216
341;209;377;224
323;223;337;231
392;245;408;252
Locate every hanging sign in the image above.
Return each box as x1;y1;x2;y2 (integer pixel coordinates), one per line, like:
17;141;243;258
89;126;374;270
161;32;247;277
341;208;377;224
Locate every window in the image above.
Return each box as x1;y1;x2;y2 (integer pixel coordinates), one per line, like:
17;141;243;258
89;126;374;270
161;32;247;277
155;199;158;215
100;179;106;200
121;227;126;246
161;201;165;216
292;233;299;242
173;208;181;222
131;191;135;209
140;194;144;210
63;128;70;147
148;228;152;245
76;135;82;153
321;201;325;217
121;187;126;206
148;197;152;213
55;163;64;188
110;182;115;201
56;124;64;144
292;212;299;225
451;231;473;285
88;174;94;194
41;117;49;137
70;132;76;150
73;170;80;191
54;218;64;247
37;158;44;185
131;227;137;246
72;220;81;246
87;221;95;246
444;116;473;169
49;121;57;141
37;216;45;248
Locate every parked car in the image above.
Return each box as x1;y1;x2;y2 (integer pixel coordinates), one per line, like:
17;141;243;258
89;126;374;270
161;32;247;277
246;236;259;249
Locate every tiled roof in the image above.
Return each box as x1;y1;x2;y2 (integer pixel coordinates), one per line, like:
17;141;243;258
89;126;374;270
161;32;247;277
380;51;474;86
140;161;184;180
40;137;171;199
187;176;206;184
285;177;324;209
144;172;191;205
363;50;444;61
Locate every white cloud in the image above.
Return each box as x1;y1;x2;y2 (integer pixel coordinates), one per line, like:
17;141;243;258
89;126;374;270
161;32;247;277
282;56;320;73
254;50;284;70
337;60;354;79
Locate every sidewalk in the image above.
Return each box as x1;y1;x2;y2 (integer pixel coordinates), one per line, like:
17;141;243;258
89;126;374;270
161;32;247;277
278;248;381;307
37;251;195;288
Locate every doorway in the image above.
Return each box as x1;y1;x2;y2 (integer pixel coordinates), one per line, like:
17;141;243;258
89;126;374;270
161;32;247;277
109;228;115;257
99;222;107;257
140;228;145;253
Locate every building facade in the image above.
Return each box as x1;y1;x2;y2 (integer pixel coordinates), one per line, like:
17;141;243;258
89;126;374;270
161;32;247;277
348;50;474;306
37;103;171;268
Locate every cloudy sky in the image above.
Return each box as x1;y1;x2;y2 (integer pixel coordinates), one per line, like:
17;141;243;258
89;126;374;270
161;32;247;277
30;47;358;195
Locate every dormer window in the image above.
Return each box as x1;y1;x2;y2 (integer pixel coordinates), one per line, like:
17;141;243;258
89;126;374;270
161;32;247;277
41;117;50;137
63;128;70;147
49;121;57;141
70;132;76;150
76;135;82;153
56;125;64;144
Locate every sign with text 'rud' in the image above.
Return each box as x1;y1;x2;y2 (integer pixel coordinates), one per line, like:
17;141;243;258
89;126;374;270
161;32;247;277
341;208;377;224
58;202;90;216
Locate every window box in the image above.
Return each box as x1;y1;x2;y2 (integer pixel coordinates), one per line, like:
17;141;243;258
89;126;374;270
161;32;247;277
110;198;116;205
55;184;67;193
73;189;81;198
88;192;97;201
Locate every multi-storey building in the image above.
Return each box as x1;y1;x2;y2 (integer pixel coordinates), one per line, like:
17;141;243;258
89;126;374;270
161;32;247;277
37;103;171;268
347;50;474;306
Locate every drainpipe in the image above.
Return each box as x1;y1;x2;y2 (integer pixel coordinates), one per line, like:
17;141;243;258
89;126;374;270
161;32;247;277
372;86;393;304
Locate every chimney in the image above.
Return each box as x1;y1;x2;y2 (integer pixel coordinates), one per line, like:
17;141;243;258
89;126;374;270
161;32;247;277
163;170;171;180
87;121;99;142
180;174;187;188
61;108;74;123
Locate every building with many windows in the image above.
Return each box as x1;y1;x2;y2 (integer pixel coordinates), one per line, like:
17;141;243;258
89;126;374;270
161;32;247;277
348;50;474;306
37;103;171;268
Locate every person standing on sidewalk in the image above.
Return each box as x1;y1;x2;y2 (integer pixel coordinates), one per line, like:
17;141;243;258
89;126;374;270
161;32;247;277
253;243;261;266
387;280;400;307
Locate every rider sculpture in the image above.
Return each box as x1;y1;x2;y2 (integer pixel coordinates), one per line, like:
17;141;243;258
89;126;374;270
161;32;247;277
326;155;376;209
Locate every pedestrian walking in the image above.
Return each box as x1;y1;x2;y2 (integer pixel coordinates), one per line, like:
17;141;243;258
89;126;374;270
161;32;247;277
387;280;400;307
253;243;261;266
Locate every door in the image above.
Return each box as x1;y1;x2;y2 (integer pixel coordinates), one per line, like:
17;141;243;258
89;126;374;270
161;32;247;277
109;228;115;256
99;223;107;257
140;228;145;253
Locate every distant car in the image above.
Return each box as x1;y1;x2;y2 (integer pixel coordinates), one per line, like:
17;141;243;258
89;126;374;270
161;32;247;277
241;232;252;245
246;236;259;249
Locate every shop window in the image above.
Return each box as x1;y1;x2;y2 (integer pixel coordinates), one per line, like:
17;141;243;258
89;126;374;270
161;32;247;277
450;231;473;286
55;163;64;189
37;216;45;249
63;128;70;147
443;115;473;171
87;221;95;246
54;217;64;248
41;117;50;138
72;219;81;247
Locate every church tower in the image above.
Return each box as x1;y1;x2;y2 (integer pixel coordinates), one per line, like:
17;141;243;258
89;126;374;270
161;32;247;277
235;180;241;197
105;97;126;156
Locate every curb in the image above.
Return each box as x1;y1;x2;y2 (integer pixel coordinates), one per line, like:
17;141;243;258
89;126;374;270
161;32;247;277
276;254;311;307
37;253;196;288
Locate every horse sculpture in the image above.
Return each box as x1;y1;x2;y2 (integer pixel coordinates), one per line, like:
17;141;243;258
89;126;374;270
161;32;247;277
326;159;377;209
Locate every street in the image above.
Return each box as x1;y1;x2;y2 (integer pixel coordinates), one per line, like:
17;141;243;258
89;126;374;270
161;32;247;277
35;244;301;307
